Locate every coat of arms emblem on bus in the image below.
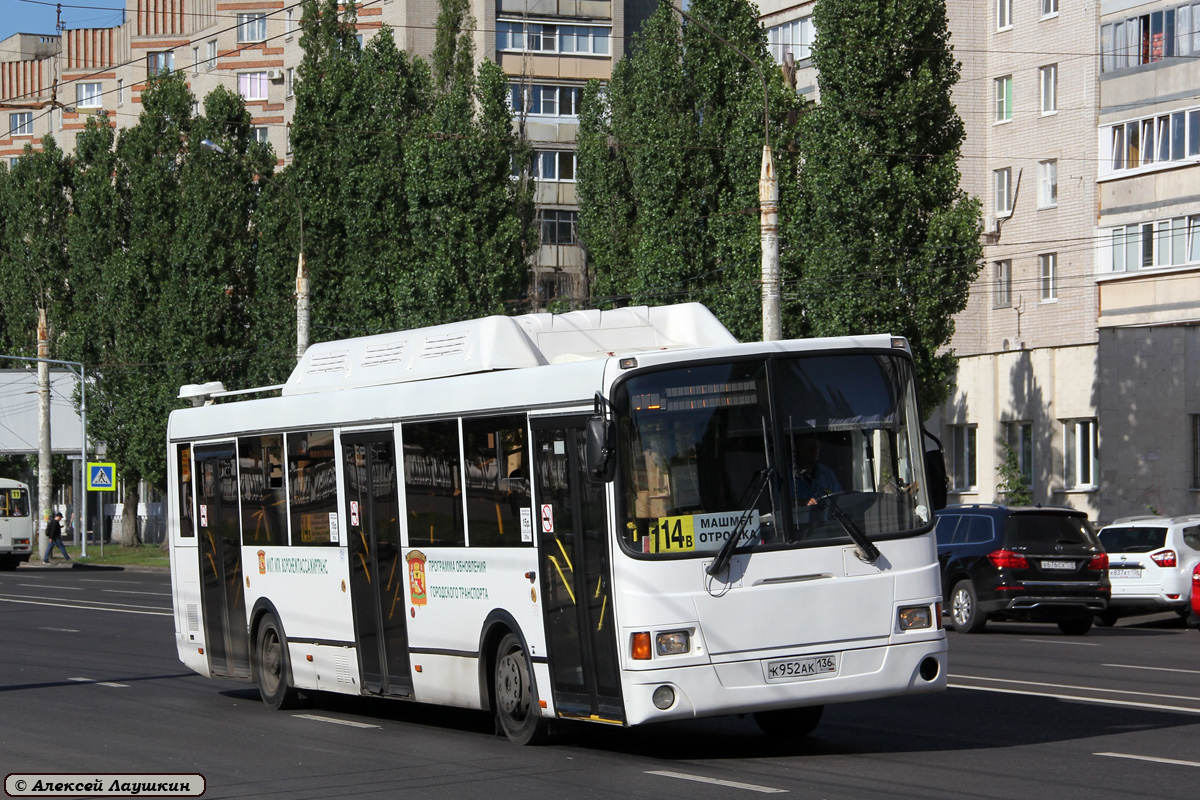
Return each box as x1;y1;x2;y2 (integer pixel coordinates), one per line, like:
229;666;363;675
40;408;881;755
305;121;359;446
258;550;266;575
407;550;427;608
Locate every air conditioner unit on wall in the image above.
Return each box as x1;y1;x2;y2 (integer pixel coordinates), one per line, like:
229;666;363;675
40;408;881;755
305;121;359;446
267;69;284;81
984;215;1000;236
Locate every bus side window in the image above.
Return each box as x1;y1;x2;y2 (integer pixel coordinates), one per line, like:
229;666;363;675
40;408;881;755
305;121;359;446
287;430;339;546
462;415;530;547
178;444;195;538
402;420;466;547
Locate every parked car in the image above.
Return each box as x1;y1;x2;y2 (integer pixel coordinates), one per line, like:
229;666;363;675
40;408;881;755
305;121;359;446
1191;563;1200;623
935;504;1109;635
1095;515;1200;626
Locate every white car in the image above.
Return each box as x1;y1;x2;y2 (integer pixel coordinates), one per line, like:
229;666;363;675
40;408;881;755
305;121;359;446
1097;515;1200;625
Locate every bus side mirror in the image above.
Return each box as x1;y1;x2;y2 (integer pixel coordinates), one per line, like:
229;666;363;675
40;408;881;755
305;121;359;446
923;430;948;511
586;417;616;483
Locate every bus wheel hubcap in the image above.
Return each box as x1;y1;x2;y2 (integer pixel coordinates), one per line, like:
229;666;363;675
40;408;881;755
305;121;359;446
497;652;526;716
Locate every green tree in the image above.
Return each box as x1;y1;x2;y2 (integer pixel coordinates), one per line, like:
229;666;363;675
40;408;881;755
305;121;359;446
577;0;803;340
996;440;1032;506
789;0;982;413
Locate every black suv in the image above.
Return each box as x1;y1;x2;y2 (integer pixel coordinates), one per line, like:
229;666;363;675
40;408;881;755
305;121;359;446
935;504;1110;635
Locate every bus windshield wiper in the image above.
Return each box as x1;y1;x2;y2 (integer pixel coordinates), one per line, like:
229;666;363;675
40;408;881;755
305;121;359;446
707;467;774;578
796;472;881;563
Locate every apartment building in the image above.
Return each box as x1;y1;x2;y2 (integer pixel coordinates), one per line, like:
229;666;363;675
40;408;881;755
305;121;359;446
1;0;655;308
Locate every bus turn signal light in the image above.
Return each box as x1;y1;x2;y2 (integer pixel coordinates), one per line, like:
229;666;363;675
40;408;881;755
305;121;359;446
631;632;652;660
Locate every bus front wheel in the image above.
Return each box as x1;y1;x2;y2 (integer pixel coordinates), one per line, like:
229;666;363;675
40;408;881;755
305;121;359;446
754;704;824;738
256;614;300;710
494;633;547;745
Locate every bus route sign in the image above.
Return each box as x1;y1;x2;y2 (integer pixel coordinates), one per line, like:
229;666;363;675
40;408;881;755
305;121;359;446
87;462;117;492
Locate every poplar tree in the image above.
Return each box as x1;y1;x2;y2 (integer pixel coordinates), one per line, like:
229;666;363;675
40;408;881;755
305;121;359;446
789;0;982;412
577;0;802;341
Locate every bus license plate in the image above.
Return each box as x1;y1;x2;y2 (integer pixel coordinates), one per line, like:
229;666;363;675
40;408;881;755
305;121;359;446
1110;567;1141;579
1041;560;1075;570
764;653;838;683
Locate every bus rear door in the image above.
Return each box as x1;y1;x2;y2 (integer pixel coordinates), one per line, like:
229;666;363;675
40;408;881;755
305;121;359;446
195;444;251;679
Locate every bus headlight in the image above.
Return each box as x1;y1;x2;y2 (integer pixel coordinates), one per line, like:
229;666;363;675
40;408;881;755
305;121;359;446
655;630;690;656
897;605;932;631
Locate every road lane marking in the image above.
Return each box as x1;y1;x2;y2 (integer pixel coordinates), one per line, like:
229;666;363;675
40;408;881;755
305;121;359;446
103;589;170;596
20;584;83;590
0;597;171;616
293;714;381;729
1096;752;1200;768
1018;638;1100;646
39;627;79;633
648;771;787;794
951;674;1199;702
951;684;1200;714
0;592;169;610
70;677;129;688
1104;663;1200;676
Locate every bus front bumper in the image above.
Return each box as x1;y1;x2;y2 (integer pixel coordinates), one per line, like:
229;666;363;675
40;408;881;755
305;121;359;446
619;637;947;727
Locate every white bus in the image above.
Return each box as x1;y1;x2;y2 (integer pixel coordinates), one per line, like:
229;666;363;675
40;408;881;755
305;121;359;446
166;304;948;744
0;478;34;570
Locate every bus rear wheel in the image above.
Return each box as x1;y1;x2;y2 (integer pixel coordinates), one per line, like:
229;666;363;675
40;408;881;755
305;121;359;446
256;614;300;710
754;704;824;738
494;633;547;745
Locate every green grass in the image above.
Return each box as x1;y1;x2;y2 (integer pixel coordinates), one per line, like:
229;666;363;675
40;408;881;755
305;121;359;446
61;542;170;568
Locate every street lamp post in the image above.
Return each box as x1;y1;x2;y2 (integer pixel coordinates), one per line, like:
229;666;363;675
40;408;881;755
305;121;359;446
199;139;310;361
665;3;781;342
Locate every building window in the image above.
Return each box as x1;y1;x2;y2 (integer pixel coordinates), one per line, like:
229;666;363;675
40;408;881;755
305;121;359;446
1041;0;1058;18
994;168;1012;216
117;79;124;106
286;68;295;97
994;76;1013;122
950;425;978;491
1039;253;1057;300
1106;216;1199;272
1038;159;1057;208
286;7;295;35
768;16;814;64
538;210;577;245
237;12;267;43
239;72;269;101
147;51;174;76
76;82;103;108
1100;5;1200;74
994;260;1012;307
997;0;1012;30
252;126;269;144
1040;64;1057;113
1005;421;1034;487
536;150;576;182
510;83;582;118
192;46;200;74
497;20;610;56
206;40;217;71
9;112;32;136
1063;419;1098;490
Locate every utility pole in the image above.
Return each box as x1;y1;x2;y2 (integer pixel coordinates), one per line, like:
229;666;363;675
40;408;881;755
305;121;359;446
37;309;52;559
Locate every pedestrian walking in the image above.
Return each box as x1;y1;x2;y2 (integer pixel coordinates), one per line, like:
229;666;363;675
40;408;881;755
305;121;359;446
43;512;71;564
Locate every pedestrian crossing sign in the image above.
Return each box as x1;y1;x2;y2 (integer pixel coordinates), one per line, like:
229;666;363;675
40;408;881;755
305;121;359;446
87;462;116;491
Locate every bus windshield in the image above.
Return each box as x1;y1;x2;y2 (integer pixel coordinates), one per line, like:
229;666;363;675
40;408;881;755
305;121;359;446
613;353;932;557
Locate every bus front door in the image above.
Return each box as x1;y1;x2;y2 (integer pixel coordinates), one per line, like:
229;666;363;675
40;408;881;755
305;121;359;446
195;444;251;679
533;420;624;724
342;432;411;696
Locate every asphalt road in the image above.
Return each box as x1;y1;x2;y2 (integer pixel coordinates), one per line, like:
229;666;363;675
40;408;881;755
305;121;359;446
3;565;1200;799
